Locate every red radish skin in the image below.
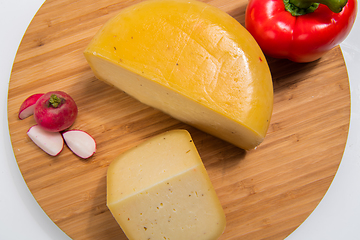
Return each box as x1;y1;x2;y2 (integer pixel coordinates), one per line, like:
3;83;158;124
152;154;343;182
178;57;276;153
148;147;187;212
34;91;78;132
27;125;64;156
18;93;44;120
62;130;96;159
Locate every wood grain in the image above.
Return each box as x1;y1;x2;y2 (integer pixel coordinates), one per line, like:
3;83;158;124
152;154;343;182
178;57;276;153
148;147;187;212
7;0;350;239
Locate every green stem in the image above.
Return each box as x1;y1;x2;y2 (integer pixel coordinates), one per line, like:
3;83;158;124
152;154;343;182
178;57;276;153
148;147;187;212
48;94;62;108
285;0;348;16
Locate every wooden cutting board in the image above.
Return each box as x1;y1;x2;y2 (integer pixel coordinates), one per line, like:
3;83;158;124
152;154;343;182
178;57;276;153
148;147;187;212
7;0;350;239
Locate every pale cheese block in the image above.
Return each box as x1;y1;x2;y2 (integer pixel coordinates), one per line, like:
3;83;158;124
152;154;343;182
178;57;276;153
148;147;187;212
84;0;273;149
107;129;226;240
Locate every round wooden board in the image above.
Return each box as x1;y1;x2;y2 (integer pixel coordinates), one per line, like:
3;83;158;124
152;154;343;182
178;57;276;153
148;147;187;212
7;0;350;239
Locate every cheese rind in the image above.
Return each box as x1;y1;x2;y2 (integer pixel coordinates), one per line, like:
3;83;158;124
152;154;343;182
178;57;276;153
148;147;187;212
84;0;273;149
107;130;226;240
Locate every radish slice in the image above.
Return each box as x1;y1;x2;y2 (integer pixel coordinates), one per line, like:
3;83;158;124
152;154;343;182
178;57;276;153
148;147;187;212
18;93;44;120
27;125;64;156
62;130;96;159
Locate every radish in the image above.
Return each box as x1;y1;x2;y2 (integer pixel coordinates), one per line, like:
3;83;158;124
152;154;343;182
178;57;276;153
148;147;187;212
27;125;64;156
18;93;44;120
62;130;96;159
34;91;78;132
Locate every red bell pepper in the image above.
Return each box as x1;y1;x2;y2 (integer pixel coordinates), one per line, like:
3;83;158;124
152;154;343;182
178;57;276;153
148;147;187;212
245;0;357;62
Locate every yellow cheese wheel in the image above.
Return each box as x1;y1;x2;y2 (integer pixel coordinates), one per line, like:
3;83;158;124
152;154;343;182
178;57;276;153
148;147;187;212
107;130;226;240
84;0;273;149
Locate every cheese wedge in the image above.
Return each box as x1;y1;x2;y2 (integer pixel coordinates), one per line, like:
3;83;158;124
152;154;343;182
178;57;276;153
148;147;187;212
84;0;273;149
107;129;226;240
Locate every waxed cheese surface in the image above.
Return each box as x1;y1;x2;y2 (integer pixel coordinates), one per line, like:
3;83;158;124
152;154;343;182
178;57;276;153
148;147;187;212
107;130;226;240
84;0;273;150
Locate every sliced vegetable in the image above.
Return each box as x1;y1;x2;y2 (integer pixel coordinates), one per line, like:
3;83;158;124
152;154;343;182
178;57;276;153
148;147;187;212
245;0;357;62
18;93;44;120
27;125;64;156
34;91;78;132
62;130;96;159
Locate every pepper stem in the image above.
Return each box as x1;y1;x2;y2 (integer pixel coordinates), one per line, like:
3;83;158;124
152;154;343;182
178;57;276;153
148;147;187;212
286;0;348;16
49;94;62;108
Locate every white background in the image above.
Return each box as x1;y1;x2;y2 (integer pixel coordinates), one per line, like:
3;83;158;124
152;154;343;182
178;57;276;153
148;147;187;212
0;0;359;239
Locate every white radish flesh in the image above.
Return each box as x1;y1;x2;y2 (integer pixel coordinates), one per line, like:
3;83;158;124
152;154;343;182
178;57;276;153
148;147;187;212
27;125;64;156
18;93;44;120
62;130;96;159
